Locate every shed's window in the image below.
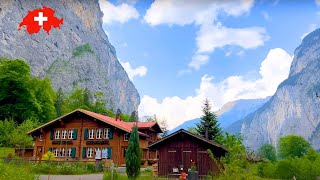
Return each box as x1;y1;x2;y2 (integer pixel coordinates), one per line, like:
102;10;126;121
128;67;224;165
124;133;129;141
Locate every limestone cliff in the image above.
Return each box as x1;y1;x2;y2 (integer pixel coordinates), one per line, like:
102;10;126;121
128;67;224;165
0;0;140;114
227;29;320;150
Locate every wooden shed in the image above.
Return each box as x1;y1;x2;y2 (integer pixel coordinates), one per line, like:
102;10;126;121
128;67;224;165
148;129;228;177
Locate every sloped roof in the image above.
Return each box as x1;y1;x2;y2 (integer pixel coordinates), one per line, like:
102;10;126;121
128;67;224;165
126;121;163;133
28;109;149;137
148;129;228;152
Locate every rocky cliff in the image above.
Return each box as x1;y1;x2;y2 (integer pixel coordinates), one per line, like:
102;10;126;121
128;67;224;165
227;29;320;150
0;0;140;114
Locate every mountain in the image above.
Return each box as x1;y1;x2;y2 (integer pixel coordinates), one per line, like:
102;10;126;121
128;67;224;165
227;29;320;151
0;0;139;114
168;97;270;134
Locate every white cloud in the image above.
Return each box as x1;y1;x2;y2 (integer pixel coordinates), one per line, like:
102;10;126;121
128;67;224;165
301;24;318;40
99;0;139;25
196;22;268;54
139;48;293;129
143;0;268;70
144;0;254;26
237;50;245;56
316;0;320;6
188;54;209;70
120;60;147;80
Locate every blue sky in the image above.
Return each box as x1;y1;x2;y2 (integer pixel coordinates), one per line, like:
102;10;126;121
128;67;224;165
99;0;320;129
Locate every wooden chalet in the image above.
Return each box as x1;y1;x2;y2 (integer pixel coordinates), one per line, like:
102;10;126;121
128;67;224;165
28;109;162;166
148;129;228;177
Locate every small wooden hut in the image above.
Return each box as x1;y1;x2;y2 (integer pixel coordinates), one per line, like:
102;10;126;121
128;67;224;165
148;129;228;178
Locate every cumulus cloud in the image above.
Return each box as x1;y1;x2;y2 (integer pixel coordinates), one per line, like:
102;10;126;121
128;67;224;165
196;23;268;54
120;61;147;80
144;0;268;70
139;48;293;129
99;0;139;25
188;54;209;70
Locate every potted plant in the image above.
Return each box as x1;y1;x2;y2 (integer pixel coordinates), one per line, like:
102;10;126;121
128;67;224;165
188;160;198;180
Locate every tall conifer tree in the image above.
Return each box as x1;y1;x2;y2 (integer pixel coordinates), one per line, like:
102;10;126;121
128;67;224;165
196;98;222;140
125;125;141;179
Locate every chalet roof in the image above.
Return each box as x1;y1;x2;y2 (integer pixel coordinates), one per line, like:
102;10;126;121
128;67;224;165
27;109;157;137
126;121;163;133
148;129;228;152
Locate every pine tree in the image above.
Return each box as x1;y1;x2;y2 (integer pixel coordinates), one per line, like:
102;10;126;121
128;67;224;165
125;125;141;179
129;110;139;122
196;98;222;140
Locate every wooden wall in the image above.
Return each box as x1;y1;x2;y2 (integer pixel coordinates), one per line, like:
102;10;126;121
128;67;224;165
157;134;220;176
32;112;154;166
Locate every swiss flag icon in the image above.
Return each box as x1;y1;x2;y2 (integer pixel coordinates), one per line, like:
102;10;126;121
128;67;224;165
18;6;64;35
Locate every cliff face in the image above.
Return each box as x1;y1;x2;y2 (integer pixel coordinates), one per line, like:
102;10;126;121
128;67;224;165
0;0;140;114
227;29;320;150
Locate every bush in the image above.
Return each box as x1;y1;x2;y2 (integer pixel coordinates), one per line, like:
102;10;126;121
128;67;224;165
42;151;55;161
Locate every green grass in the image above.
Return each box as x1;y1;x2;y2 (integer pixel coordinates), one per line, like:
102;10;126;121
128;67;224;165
0;147;14;158
72;43;94;57
0;161;38;180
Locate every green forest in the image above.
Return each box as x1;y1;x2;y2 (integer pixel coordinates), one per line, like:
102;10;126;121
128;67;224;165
0;59;132;148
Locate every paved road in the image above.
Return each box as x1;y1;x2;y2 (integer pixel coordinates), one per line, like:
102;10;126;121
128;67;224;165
39;174;104;180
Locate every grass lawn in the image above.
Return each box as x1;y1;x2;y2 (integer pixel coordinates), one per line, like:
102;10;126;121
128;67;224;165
0;147;14;158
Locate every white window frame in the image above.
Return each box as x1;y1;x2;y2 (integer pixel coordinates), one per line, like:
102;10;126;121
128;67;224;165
67;148;72;157
62;130;67;139
55;130;60;139
68;129;74;139
124;133;129;141
96;128;102;139
89;129;94;139
104;128;110;139
87;147;93;158
60;148;65;157
53;148;59;157
39;134;43;141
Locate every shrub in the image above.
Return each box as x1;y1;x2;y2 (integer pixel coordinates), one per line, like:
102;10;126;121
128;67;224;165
42;151;55;161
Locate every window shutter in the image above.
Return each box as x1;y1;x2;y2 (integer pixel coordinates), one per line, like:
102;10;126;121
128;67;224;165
73;129;78;140
71;148;76;158
82;147;86;158
50;130;54;140
109;128;113;139
107;147;112;159
84;128;88;140
49;148;52;152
